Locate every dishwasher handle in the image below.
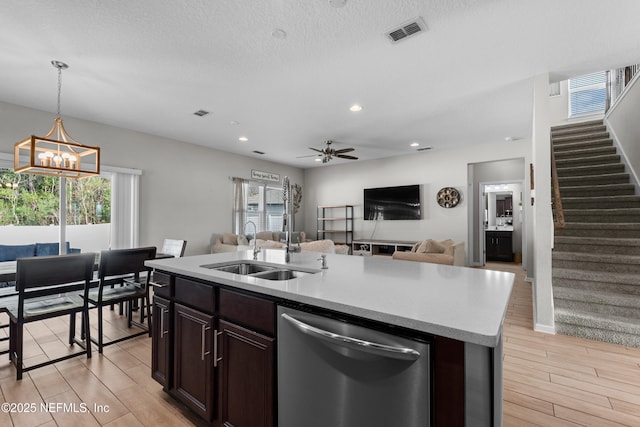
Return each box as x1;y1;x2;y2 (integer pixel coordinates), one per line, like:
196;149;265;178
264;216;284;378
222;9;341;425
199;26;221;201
281;313;420;361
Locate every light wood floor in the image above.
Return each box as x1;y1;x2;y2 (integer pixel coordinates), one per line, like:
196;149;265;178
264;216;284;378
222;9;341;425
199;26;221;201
0;264;639;426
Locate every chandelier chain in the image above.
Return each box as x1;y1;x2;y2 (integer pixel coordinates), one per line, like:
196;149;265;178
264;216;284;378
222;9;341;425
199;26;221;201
56;66;62;117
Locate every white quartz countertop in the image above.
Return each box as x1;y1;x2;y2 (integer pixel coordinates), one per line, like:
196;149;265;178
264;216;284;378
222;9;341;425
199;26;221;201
146;250;514;348
485;226;514;231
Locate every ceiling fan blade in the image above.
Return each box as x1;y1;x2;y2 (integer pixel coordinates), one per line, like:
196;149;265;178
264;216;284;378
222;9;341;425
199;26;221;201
334;148;354;154
309;147;324;153
296;154;321;158
336;154;358;160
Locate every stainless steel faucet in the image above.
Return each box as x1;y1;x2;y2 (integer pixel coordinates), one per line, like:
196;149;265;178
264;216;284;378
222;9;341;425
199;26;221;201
282;176;300;263
244;220;260;260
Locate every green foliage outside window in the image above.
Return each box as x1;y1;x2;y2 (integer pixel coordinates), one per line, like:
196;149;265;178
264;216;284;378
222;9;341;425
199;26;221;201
0;169;111;226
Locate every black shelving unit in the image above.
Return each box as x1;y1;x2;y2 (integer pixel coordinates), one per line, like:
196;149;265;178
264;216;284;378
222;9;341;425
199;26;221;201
317;205;354;254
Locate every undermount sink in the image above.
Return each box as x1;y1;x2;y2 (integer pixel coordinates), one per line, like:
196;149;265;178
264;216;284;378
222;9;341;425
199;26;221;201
201;261;318;281
250;269;313;281
207;262;275;275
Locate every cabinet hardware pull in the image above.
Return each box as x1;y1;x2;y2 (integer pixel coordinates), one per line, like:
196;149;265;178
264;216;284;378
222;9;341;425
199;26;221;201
202;325;211;360
160;308;169;338
214;330;223;367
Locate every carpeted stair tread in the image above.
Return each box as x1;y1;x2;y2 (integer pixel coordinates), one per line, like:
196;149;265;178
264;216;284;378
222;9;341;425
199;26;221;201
559;183;635;197
555;308;640;336
551;123;607;136
552;267;640;286
556;163;625;177
552;132;610;144
558;172;630;186
554;146;617;159
562;209;640;224
553;286;640;308
551;119;605;131
554;235;640;248
553;138;613;152
553;250;640;264
556;222;640;238
555;154;620;168
559;195;640;209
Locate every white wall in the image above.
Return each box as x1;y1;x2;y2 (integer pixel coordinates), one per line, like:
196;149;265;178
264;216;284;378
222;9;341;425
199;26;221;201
606;73;640;191
531;73;555;333
0;101;304;255
303;139;531;258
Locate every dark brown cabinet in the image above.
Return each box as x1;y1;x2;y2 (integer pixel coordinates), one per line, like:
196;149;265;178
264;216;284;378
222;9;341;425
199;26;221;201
486;231;513;262
173;303;215;422
151;295;170;387
218;320;274;427
151;274;275;426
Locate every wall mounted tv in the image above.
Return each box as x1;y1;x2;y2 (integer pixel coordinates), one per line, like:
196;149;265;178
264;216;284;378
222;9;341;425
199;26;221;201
364;184;421;220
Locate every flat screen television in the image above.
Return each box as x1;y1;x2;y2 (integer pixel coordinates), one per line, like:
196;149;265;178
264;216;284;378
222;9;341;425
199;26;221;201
364;184;421;220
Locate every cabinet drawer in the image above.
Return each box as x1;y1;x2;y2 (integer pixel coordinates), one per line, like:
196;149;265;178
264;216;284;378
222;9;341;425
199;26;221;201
175;277;216;313
151;271;172;298
219;289;275;335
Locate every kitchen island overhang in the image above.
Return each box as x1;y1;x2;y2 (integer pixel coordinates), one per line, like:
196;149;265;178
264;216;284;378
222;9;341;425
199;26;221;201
146;249;514;348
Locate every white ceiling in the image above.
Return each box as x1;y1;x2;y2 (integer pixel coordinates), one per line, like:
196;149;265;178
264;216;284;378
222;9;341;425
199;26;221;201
1;0;640;168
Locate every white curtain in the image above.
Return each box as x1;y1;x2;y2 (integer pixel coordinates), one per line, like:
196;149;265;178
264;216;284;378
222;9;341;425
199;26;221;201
232;177;248;235
110;171;140;249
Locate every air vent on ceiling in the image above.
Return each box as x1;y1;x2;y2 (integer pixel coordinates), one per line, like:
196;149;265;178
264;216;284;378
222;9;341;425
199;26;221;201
252;150;265;155
193;110;210;117
386;17;427;43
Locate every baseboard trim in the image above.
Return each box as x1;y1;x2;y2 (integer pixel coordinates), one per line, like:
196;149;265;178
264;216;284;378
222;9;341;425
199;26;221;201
525;275;534;283
534;323;556;334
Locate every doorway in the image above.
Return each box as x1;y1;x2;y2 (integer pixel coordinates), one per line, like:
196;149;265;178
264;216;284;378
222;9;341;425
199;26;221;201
481;182;524;264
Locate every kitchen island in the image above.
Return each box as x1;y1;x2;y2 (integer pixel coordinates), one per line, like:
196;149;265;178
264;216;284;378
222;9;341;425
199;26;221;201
146;249;514;426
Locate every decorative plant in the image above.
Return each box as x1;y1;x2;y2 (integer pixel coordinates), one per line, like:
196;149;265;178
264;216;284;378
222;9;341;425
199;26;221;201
292;184;302;215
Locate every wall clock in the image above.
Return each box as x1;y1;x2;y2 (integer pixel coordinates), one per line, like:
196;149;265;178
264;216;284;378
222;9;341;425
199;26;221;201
437;187;460;208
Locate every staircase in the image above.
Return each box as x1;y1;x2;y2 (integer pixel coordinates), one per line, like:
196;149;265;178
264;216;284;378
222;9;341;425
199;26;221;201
551;119;640;347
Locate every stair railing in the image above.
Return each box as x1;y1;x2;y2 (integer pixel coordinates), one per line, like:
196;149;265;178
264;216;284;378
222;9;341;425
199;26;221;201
551;137;566;229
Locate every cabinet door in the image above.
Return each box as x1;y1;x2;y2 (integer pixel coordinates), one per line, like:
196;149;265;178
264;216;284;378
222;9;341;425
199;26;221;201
485;232;498;259
218;319;275;427
496;235;513;261
152;295;171;387
173;303;215;422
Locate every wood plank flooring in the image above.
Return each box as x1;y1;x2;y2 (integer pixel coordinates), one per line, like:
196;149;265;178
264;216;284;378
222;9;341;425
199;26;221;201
0;263;639;426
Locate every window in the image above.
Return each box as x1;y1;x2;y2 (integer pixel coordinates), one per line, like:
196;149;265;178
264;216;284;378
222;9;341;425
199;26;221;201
569;71;607;116
233;179;283;234
0;153;140;252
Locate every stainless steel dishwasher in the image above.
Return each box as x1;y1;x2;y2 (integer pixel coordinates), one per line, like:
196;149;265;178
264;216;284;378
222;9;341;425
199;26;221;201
278;306;431;427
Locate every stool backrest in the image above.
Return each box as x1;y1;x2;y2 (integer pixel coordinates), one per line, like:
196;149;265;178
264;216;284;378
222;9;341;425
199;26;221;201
98;247;157;279
16;253;94;291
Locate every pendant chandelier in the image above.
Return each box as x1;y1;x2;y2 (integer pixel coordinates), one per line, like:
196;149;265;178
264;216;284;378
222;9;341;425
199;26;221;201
14;60;100;178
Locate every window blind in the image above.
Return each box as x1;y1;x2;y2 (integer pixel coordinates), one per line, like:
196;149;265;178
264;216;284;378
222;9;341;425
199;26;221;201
569;71;607;116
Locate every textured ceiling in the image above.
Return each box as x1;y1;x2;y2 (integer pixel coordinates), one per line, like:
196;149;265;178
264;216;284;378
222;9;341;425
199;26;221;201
1;0;640;168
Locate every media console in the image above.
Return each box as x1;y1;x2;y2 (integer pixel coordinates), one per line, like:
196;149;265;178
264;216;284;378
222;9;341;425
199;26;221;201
351;239;416;256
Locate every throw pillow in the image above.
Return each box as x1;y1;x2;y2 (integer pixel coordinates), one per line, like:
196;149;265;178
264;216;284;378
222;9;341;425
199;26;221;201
411;241;421;252
223;233;238;245
417;239;446;254
237;234;249;246
440;240;455;256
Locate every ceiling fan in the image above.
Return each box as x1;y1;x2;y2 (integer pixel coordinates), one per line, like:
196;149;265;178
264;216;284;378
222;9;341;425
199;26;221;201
298;140;359;163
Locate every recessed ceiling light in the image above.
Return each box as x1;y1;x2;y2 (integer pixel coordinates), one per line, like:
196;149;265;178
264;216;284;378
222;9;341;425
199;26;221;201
328;0;347;8
349;104;362;112
410;142;420;147
272;28;287;39
239;136;248;142
314;158;322;162
230;120;239;125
